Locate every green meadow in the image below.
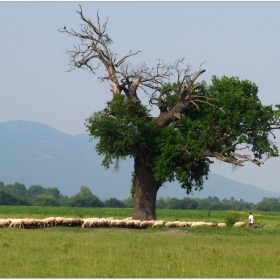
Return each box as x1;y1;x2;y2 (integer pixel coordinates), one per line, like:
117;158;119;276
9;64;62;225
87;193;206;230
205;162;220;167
1;206;280;278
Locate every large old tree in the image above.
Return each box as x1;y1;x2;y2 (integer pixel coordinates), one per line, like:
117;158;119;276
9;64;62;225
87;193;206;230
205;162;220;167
60;6;280;220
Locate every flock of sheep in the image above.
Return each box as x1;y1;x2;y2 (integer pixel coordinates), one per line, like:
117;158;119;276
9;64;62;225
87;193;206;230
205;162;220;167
0;217;247;230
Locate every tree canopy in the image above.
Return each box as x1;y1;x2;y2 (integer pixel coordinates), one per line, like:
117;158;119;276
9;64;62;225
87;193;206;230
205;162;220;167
86;75;279;194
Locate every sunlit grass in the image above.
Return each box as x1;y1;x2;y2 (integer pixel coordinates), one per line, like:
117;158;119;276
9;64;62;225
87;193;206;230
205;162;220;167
1;206;280;277
1;226;280;277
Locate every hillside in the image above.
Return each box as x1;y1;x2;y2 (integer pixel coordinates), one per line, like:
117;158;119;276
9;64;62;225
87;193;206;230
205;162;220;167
1;120;280;203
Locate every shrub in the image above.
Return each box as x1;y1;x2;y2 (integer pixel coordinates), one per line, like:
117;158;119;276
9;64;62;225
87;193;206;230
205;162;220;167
224;211;240;225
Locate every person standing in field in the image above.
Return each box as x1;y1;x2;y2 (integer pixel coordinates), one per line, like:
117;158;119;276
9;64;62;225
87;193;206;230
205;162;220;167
248;212;254;228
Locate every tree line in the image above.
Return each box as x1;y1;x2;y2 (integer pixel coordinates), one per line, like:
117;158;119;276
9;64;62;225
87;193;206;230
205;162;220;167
1;181;279;211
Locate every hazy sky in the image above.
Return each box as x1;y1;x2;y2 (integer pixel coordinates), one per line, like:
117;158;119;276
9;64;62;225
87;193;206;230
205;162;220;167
1;1;280;193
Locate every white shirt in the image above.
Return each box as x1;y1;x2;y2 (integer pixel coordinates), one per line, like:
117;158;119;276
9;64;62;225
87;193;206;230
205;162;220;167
249;214;254;224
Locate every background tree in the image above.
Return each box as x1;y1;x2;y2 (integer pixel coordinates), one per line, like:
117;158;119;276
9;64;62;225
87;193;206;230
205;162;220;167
156;197;166;209
60;6;280;220
69;186;103;207
0;188;30;206
27;185;45;199
122;197;134;208
103;197;125;208
34;194;60;207
3;182;27;198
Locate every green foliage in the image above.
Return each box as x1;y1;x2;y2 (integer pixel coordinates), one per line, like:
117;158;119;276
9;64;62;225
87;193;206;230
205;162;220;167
254;197;280;211
155;76;279;192
199;76;279;159
1;182;27;198
224;211;241;225
130;171;135;198
86;76;279;196
0;189;30;206
86;94;156;169
27;185;46;199
122;196;134;208
68;186;104;207
156;196;166;209
156;195;253;211
34;194;60;206
103;198;125;208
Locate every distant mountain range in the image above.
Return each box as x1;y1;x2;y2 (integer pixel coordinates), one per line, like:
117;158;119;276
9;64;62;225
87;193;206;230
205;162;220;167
1;120;280;203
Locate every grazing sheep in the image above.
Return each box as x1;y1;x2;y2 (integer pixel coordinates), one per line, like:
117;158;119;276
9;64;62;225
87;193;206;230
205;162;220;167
139;220;152;229
81;218;93;228
108;219;119;227
218;223;227;227
37;219;48;228
115;219;127;228
21;219;38;229
0;219;11;228
125;219;136;228
172;221;182;227
89;219;100;228
61;218;74;226
98;218;107;227
164;222;174;228
61;218;83;227
55;217;65;226
191;222;206;227
152;221;165;228
70;219;83;227
9;219;23;228
104;219;113;227
234;222;245;227
132;220;142;229
178;221;188;227
144;220;157;227
42;217;56;227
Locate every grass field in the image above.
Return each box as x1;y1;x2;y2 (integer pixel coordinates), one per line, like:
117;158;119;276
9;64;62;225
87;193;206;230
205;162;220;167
1;206;280;278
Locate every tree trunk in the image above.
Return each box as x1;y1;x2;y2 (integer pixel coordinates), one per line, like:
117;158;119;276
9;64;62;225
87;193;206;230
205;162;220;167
132;157;161;221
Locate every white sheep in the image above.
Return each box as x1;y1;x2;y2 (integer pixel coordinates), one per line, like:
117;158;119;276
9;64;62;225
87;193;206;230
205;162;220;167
9;219;24;228
37;219;48;228
55;217;65;226
125;219;136;228
218;223;227;227
0;219;11;228
139;220;152;229
21;219;38;229
89;218;100;228
152;221;165;228
178;221;188;227
233;221;245;227
108;219;119;227
42;217;56;227
164;221;174;227
191;222;206;227
81;218;93;228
